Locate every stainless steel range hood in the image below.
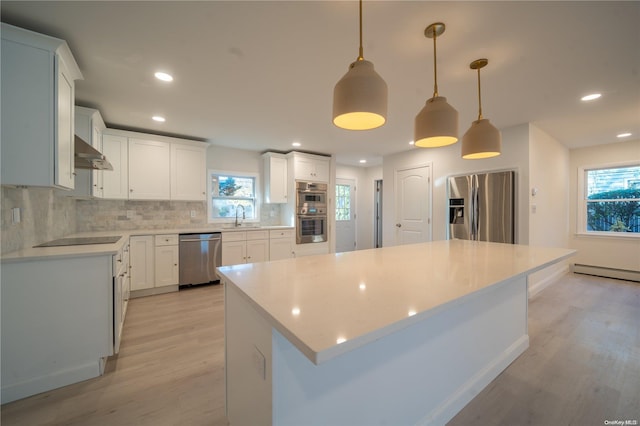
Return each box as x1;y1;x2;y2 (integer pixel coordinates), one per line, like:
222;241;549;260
74;135;113;170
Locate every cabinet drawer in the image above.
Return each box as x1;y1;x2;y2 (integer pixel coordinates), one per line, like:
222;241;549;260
269;229;294;239
155;234;178;246
222;231;247;242
246;230;269;241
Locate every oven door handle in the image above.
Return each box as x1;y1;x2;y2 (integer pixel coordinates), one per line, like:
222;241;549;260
297;215;327;219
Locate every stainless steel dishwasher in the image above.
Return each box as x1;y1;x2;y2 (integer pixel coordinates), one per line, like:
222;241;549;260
179;233;222;286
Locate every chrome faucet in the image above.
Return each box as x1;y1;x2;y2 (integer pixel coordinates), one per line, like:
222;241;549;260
235;205;245;227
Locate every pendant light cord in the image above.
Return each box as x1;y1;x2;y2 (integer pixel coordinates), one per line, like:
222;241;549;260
476;67;483;120
358;0;364;61
432;30;438;97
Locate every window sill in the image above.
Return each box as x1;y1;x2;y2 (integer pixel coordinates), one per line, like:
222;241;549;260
574;232;639;240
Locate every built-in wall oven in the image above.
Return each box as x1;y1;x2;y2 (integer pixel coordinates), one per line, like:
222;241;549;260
296;182;327;244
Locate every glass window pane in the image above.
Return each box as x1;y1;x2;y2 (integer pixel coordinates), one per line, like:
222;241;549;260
585;165;640;233
336;184;351;221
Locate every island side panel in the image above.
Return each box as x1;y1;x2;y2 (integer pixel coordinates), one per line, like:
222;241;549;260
225;282;273;426
0;255;113;403
271;276;528;426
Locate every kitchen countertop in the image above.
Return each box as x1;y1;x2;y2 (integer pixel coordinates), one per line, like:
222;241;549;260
1;225;294;262
217;239;576;364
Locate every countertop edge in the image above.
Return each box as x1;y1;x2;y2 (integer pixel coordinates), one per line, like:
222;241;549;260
1;225;294;262
219;245;576;366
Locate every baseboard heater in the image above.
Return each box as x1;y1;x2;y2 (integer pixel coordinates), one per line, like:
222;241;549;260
573;264;640;283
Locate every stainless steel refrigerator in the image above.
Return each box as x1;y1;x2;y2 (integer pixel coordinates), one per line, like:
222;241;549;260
448;170;515;243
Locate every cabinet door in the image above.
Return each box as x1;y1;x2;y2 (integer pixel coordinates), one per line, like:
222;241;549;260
269;238;295;261
294;157;315;181
130;236;155;291
128;138;170;200
155;245;179;287
222;241;246;266
294;156;330;183
312;159;330;183
264;154;288;203
56;58;75;189
102;134;129;199
91;125;104;198
246;239;269;263
171;143;206;201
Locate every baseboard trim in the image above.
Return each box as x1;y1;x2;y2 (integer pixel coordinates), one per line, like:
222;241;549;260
130;285;179;299
573;264;640;282
1;361;101;404
528;264;569;298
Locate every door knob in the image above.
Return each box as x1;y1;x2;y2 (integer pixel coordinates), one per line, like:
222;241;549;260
396;223;402;228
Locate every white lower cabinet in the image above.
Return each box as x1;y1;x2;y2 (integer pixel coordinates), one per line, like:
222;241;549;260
269;229;296;260
130;234;179;296
130;236;155;291
222;229;294;266
247;239;269;263
155;235;179;287
222;230;269;266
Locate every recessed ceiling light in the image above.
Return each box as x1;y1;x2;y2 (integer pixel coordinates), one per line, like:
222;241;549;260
409;140;415;145
292;142;301;147
152;116;166;122
359;159;367;164
154;72;173;82
617;132;632;138
581;93;601;101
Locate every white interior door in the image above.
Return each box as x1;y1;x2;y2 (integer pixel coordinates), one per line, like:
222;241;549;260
335;179;356;253
395;165;432;245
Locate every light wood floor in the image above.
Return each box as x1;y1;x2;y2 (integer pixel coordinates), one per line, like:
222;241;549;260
1;273;638;425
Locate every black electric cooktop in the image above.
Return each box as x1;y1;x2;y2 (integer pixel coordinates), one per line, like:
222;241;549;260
34;236;122;248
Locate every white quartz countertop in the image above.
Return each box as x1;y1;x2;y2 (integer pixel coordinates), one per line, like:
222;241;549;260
1;225;293;262
217;239;576;365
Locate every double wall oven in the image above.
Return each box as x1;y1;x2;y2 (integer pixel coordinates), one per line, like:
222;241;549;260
296;182;327;244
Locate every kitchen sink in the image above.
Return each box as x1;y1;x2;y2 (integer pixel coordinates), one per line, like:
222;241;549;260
34;236;122;248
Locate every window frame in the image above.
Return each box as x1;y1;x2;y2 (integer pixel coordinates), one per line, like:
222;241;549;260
577;161;640;238
207;169;260;224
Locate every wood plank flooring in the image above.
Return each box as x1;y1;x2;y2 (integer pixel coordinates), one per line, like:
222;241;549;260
1;273;638;425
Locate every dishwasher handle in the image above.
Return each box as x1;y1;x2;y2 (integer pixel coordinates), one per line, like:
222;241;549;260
180;236;221;242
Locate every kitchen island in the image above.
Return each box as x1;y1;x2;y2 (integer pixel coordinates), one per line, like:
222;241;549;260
217;239;575;426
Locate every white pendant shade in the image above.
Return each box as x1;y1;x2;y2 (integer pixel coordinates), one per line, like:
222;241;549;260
414;96;459;147
461;118;501;159
333;59;388;131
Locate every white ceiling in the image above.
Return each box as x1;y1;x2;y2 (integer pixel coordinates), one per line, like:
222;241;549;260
2;1;639;167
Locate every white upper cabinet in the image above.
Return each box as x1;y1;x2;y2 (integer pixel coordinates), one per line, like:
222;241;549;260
292;153;330;183
1;23;82;189
128;138;171;200
263;152;288;203
69;107;106;198
101;133;129;199
171;143;207;201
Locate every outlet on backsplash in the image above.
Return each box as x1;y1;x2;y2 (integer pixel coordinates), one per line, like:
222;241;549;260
190;210;196;218
126;210;134;219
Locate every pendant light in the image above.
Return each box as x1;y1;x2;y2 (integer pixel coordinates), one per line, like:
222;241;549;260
461;59;501;159
333;0;388;131
414;22;458;148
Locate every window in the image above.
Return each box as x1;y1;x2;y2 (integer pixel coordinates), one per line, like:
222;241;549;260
208;170;259;222
581;164;640;234
336;184;351;221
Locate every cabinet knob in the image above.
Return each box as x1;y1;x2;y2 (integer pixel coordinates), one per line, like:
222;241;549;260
396;223;402;228
130;189;134;192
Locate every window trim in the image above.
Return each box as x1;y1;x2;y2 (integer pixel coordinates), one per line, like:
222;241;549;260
577;161;639;238
207;169;260;224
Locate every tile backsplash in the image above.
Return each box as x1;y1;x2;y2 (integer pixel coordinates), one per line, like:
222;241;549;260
1;186;283;254
1;186;76;254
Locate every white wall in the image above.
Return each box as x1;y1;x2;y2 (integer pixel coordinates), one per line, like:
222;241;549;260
382;123;531;247
528;124;570;248
335;165;382;250
527;125;571;295
568;139;640;272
